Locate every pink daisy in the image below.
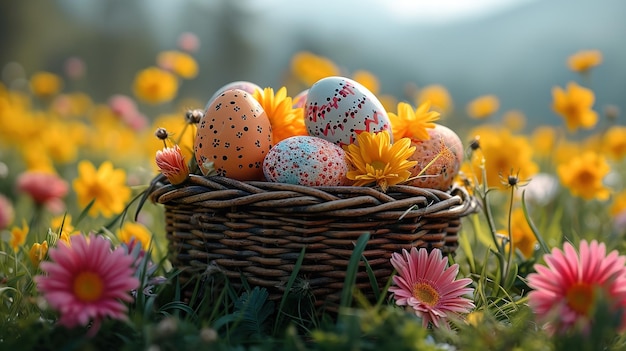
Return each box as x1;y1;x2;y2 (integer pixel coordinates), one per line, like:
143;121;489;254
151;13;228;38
17;171;68;213
34;234;139;336
527;240;626;334
389;247;475;328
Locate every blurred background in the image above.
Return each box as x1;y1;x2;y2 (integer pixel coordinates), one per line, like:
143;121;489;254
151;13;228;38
1;0;624;128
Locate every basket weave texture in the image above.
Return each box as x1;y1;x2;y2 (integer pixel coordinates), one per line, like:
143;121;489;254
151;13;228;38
151;174;477;307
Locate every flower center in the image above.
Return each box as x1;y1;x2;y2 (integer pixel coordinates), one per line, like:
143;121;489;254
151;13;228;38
565;282;594;315
412;282;440;306
73;271;104;302
576;170;595;185
371;160;386;171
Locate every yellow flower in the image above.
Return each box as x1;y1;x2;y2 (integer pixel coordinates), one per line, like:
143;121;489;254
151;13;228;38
567;49;603;73
345;131;417;192
30;71;63;98
351;70;379;95
552;82;598;132
557;151;610;200
466;95;499;119
611;191;626;217
72;160;131;218
133;67;178;104
117;222;153;250
290;51;340;86
253;87;307;143
416;84;453;115
157;50;199;79
51;214;79;238
41;121;79;164
554;138;583;165
502;110;526;132
388;101;440;141
469;126;538;190
29;241;48;267
602;126;626;161
503;208;537;258
466;311;484;327
10;219;29;252
531;126;557;159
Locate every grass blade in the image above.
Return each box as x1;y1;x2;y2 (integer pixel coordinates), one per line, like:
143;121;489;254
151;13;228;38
339;232;370;309
273;246;306;334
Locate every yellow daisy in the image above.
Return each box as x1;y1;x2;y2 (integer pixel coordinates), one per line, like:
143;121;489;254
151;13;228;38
557;151;610;200
611;191;626;218
290;51;340;86
602;126;626;161
388;101;440;141
117;222;153;250
133;67;178;104
415;84;453;115
468;125;538;190
157;50;199;79
30;71;63;98
466;95;499;119
345;131;417;192
552;81;598;132
72;160;131;218
253;87;307;143
567;49;603;73
10;219;29;252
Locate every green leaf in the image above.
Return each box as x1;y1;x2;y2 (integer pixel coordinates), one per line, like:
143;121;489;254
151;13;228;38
214;287;275;339
340;232;370;309
521;190;550;254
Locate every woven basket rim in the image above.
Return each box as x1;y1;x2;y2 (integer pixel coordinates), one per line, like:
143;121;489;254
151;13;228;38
149;174;478;219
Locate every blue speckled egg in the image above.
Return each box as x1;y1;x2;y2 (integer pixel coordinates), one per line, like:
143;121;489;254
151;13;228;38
304;76;391;147
263;136;350;186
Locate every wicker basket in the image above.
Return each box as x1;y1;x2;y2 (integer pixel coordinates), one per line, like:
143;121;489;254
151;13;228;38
150;174;477;308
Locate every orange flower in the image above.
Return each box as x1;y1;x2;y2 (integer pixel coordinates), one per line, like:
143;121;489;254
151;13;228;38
156;145;190;185
567;49;603;73
552;82;598;132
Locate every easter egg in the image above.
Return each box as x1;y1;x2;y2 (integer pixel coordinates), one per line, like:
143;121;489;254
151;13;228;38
406;124;464;191
304;76;391;147
263;136;350;186
206;81;262;109
195;89;273;180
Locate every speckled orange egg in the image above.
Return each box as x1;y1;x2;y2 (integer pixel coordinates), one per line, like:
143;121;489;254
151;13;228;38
194;89;273;180
406;124;464;191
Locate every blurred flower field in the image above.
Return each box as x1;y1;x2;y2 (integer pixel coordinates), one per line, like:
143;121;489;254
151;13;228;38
1;32;626;350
